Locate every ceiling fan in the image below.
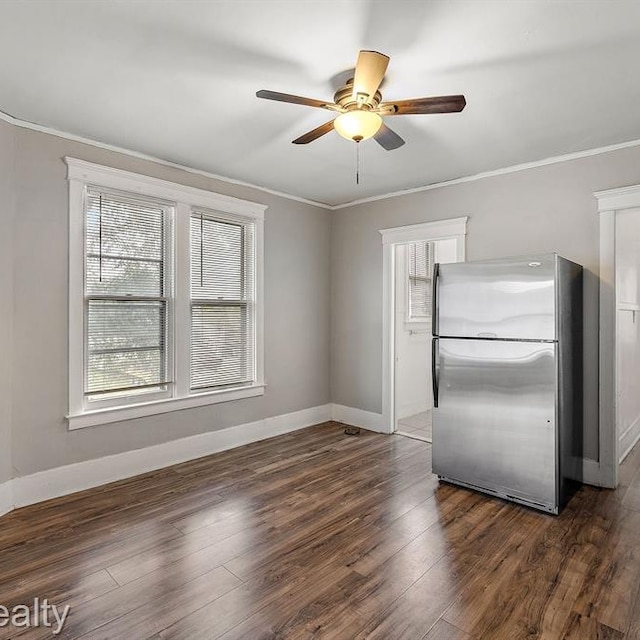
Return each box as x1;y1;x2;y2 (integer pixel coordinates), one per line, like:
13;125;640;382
257;50;466;150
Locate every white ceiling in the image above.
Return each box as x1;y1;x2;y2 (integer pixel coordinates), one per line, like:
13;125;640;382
1;1;639;207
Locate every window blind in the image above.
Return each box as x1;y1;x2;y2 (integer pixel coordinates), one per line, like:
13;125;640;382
408;241;433;318
190;210;255;390
84;188;171;399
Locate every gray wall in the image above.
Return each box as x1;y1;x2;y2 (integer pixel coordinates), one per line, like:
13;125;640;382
331;145;640;461
10;127;331;476
6;117;640;476
0;120;14;484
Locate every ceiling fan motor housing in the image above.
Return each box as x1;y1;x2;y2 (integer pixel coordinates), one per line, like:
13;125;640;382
334;79;382;111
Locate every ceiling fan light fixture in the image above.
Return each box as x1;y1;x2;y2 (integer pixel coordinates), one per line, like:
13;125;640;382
334;110;382;142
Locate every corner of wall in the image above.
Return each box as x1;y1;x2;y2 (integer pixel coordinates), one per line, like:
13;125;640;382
11;404;332;509
0;480;13;517
331;404;388;433
0;118;15;499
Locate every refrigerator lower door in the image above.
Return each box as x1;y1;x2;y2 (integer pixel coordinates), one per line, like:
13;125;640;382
433;338;558;512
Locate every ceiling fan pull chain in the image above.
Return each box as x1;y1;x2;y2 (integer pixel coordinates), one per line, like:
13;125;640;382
200;211;204;288
98;193;103;283
356;141;360;185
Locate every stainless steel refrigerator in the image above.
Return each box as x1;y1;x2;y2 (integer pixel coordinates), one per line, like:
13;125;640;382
431;254;583;514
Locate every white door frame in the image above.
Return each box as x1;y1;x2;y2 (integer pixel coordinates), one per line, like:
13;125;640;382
380;217;468;435
596;183;640;488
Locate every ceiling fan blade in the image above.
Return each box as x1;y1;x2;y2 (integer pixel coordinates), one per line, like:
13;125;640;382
381;95;466;115
353;50;389;103
292;120;335;144
256;90;334;110
374;122;405;151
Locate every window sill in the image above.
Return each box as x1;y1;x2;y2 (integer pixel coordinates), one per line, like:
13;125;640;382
404;317;432;325
67;384;266;430
403;319;431;332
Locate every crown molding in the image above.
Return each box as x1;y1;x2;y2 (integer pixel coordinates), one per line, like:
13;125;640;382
3;108;640;212
330;137;640;210
0;108;332;210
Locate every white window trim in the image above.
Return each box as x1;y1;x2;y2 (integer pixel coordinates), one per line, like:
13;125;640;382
66;157;266;430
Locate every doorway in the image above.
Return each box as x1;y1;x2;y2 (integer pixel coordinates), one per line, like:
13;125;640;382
379;218;467;439
615;208;640;463
394;241;433;441
393;238;461;442
597;185;640;488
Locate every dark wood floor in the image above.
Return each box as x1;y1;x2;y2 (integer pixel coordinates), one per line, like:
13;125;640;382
1;422;640;639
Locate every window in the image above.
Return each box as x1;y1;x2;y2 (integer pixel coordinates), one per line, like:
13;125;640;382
67;159;265;429
84;188;173;405
407;241;433;320
190;210;255;391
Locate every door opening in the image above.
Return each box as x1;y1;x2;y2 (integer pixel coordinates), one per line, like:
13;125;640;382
393;241;433;442
615;208;640;464
393;237;461;443
380;217;467;440
596;184;640;489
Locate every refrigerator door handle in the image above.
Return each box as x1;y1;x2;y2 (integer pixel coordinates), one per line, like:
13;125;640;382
432;263;440;337
432;337;440;408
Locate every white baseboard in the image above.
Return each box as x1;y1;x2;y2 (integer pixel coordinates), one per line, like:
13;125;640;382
11;404;332;509
331;404;606;490
331;404;388;433
619;416;640;464
0;402;610;515
582;458;602;487
0;481;13;517
396;402;430;422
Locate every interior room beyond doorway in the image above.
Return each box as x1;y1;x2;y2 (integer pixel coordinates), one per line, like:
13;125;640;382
394;237;459;443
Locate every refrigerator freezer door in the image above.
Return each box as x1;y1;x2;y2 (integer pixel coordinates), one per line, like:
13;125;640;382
432;338;557;510
436;255;556;340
